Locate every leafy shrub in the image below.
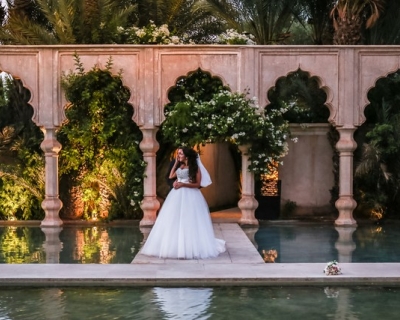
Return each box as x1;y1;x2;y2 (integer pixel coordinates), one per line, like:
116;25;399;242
60;54;145;220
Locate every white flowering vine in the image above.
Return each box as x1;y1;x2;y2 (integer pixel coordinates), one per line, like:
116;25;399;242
216;29;256;45
116;21;182;45
162;90;292;175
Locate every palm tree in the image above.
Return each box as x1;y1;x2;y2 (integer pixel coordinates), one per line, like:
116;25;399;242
0;0;137;44
196;0;303;44
364;0;400;44
131;0;223;43
300;0;336;44
330;0;385;44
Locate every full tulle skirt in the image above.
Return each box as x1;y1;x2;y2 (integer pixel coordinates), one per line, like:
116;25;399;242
140;187;226;259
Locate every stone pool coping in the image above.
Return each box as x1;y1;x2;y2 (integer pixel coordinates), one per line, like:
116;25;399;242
1;223;400;287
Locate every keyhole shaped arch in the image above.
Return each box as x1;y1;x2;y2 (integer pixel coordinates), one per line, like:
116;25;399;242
160;67;232;124
361;68;400;126
0;70;39;127
57;62;144;221
264;68;335;124
59;59;138;127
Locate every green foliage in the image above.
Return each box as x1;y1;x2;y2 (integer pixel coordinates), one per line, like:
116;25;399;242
162;89;292;175
167;68;229;105
0;0;137;44
0;227;45;263
60;55;145;220
355;74;400;218
0;76;44;220
267;69;330;123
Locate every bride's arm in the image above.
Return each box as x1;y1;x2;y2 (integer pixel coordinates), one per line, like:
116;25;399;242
169;159;180;179
175;169;201;189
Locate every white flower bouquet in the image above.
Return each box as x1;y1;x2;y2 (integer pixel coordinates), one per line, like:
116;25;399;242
323;260;342;275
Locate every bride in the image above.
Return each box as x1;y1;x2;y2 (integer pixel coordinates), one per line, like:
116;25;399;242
140;146;226;259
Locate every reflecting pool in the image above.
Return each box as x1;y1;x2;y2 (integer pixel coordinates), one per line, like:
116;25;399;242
1;222;400;263
251;222;400;263
0;225;143;264
0;286;400;319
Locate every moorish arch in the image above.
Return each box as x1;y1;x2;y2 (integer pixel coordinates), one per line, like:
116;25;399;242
358;51;400;126
1;52;65;227
2;45;399;227
263;68;336;218
257;48;339;126
156;68;251;224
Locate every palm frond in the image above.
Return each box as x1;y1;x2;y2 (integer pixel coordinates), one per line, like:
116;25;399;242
0;167;44;200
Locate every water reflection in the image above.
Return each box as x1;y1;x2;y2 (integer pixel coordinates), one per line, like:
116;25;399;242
253;222;400;263
1;223;400;263
0;225;144;264
1;286;400;318
0;226;45;263
153;287;212;320
41;227;63;263
334;226;356;263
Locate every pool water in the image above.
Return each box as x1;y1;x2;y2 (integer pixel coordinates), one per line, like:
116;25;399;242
252;222;400;263
1;222;400;263
0;225;142;264
0;286;399;319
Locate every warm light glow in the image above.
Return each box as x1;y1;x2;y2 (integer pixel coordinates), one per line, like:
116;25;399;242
262;249;278;263
260;162;279;196
370;207;383;220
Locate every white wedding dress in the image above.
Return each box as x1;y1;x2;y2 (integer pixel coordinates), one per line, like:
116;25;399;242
140;168;226;259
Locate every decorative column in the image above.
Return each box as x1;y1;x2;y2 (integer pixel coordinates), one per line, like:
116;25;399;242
238;144;259;225
335;127;357;226
40;128;63;227
139;126;161;227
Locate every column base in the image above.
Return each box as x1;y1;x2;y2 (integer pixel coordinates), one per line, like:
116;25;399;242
41;198;63;227
335;196;357;226
139;196;160;227
238;196;259;226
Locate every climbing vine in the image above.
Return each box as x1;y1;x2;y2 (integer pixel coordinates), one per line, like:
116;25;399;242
161;89;293;175
60;54;145;220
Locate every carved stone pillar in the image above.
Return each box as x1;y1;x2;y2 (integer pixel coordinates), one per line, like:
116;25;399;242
335;127;357;226
238;145;259;225
139;127;160;227
40;128;63;227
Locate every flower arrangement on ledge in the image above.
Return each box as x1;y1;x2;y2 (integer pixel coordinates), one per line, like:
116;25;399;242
116;22;255;45
161;90;293;175
323;260;342;275
216;29;256;45
116;21;181;44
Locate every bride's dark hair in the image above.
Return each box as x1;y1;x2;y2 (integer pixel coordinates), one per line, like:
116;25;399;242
180;146;198;182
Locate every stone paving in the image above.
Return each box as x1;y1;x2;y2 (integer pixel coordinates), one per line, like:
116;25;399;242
1;220;400;287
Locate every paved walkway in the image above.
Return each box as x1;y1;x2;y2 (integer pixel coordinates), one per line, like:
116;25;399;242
1;215;400;287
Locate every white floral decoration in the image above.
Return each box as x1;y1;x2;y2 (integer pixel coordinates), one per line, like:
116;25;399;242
323;260;342;276
162;90;293;175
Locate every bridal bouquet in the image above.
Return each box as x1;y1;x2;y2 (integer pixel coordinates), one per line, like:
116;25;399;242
323;260;342;275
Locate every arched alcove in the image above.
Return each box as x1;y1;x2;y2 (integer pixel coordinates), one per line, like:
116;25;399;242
0;72;44;220
157;68;239;211
57;65;143;221
262;69;336;219
353;69;400;220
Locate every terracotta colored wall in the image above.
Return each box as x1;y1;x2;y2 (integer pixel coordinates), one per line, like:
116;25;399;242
200;143;239;209
279;124;335;216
